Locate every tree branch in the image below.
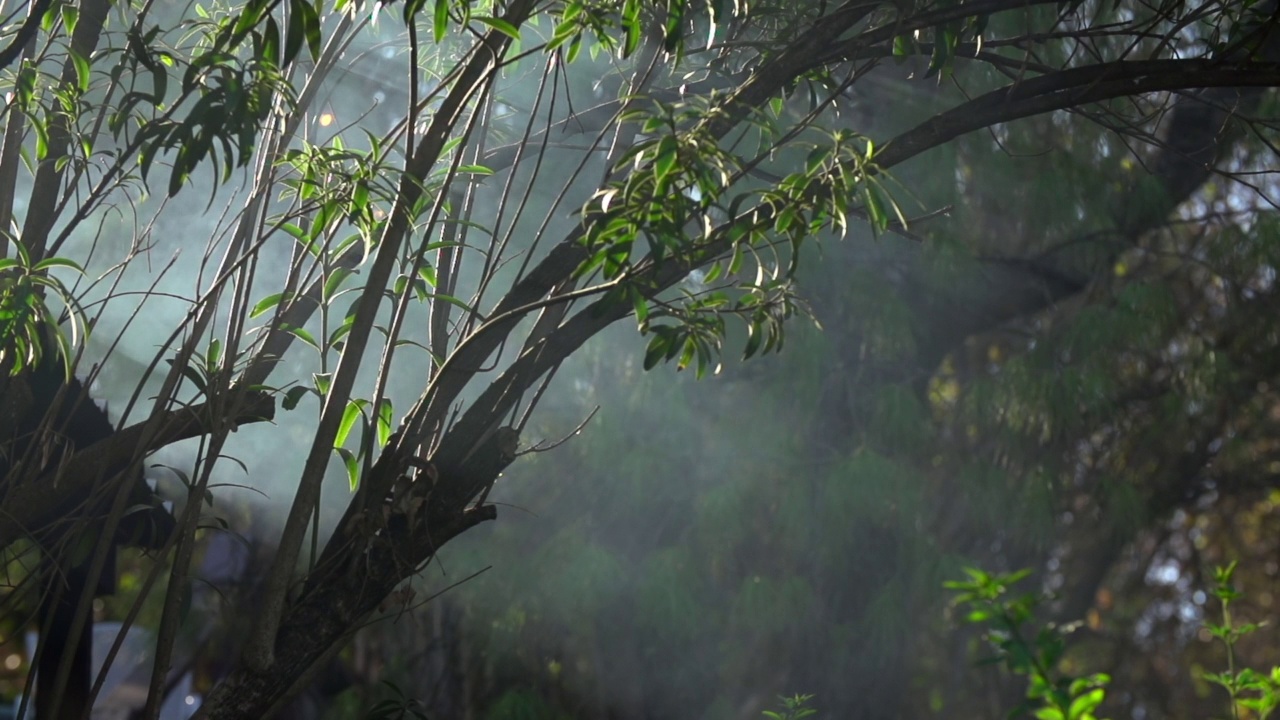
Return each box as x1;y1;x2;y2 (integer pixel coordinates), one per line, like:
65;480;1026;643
874;59;1280;170
0;0;53;73
0;388;275;548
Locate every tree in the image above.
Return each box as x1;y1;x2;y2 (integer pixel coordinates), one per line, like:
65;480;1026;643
0;0;1277;716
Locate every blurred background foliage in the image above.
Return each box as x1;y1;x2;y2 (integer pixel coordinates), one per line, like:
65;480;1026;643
301;48;1280;720
290;66;1280;717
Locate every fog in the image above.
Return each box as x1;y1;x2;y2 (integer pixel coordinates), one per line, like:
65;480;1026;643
13;3;1274;718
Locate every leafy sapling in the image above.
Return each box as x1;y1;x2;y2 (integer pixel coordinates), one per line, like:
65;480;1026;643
1202;562;1280;720
946;568;1109;720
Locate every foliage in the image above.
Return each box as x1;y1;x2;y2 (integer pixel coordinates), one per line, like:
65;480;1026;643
762;694;818;720
0;240;83;375
362;681;433;720
947;568;1110;720
1203;563;1280;720
0;0;1276;713
950;565;1280;720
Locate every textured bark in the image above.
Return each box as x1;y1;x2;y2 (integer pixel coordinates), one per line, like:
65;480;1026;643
196;504;496;719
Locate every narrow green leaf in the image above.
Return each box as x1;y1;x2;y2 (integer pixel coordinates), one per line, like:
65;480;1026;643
334;398;368;449
323;268;353;303
32;257;84;273
166;358;208;394
376;398;394;447
300;0;322;61
473;15;519;39
250;292;289;318
283;1;304;65
283;323;319;349
643;333;668;370
31;114;48;160
632;292;649;326
428;293;477;314
328;318;353;348
206;338;222;367
433;0;449;42
743;322;762;359
653;135;678;185
263;17;282;66
337;447;360;491
70;50;91;92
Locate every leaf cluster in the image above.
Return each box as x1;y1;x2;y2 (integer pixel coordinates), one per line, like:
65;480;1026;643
0;242;84;376
946;567;1110;720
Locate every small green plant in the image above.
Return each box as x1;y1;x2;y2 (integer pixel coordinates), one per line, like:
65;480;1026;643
362;680;432;720
945;568;1109;720
763;694;818;720
1202;562;1280;720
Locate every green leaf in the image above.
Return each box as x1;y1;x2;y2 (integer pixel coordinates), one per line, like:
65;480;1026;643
176;361;208;393
864;184;889;233
323;268;353;303
743;322;763;360
336;447;360;491
283;0;305;65
334;398;369;449
282;323;319;349
661;0;686;53
328;319;353;349
32;256;84;273
15;65;35;110
473;15;519;39
60;4;79;33
206;337;222;368
70;50;91;93
643;332;670;370
427;293;477;314
263;17;282;66
30;114;48;160
376;398;394;447
433;0;449;42
677;339;695;371
250;292;290;318
653;135;678;186
1067;689;1105;720
282;385;310;410
622;0;641;56
893;34;911;58
313;372;332;395
299;0;322;61
632;292;649;326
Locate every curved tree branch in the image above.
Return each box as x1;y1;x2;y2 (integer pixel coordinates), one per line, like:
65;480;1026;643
0;388;275;548
874;59;1280;169
0;0;53;73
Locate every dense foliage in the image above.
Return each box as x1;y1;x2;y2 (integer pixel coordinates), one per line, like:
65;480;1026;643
0;0;1276;716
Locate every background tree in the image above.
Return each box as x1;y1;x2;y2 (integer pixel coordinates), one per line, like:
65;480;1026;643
0;0;1277;717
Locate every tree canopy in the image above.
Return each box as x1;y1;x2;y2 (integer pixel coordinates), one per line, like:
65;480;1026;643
0;0;1277;716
